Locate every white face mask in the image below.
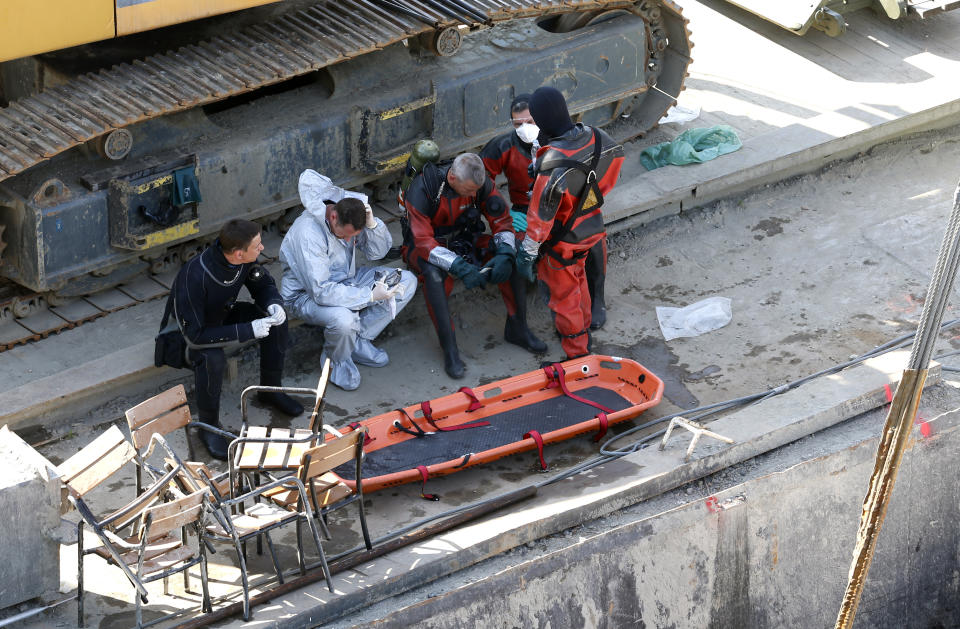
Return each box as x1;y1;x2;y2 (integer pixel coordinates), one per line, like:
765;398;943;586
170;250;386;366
515;122;540;144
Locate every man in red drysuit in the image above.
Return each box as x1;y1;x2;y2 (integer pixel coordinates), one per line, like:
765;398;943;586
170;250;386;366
481;93;611;330
515;87;624;359
402;152;546;379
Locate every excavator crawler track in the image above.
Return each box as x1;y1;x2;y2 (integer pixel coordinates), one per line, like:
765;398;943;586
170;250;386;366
0;0;689;182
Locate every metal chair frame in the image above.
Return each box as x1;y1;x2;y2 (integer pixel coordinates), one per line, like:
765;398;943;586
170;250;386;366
77;487;212;628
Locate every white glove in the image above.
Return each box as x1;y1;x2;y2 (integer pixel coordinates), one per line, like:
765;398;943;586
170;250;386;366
364;203;378;229
267;303;286;326
371;281;402;302
251;318;272;339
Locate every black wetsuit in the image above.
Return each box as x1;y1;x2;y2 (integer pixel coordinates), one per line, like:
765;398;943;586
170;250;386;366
165;241;287;414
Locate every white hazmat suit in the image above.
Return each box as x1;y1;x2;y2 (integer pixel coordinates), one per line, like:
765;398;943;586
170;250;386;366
279;170;417;390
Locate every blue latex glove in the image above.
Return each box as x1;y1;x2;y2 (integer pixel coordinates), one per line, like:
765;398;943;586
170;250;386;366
482;246;515;284
510;209;528;232
516;247;537;282
449;257;487;289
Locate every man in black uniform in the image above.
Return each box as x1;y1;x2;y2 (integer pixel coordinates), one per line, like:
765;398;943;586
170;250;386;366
163;219;303;459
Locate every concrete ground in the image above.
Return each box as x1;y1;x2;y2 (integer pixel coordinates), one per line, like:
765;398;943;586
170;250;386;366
4;2;960;627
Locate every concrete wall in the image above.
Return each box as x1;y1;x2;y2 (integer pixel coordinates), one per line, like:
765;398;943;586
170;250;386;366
0;425;62;609
357;410;960;628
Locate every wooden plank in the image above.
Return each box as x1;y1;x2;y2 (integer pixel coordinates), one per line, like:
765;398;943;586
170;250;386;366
132;407;190;450
236;426;268;469
147;502;204;537
126;385;187;428
303;435;359;478
57;425;134;486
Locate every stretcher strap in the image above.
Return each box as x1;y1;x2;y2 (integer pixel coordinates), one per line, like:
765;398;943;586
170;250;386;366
416;465;439;501
524;430;548;471
421;400;491;431
394;409;429;438
592;412;608;442
453;453;473;469
544;363;615;415
348;422;375;446
458;387;483;412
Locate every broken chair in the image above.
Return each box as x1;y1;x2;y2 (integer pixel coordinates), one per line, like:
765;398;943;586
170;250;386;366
124;384;235;493
82;488;212;628
228;358;331;493
57;426;197;626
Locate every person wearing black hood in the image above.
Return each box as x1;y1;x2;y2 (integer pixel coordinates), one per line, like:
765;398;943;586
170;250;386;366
160;219;304;460
480;93;611;329
515;86;624;359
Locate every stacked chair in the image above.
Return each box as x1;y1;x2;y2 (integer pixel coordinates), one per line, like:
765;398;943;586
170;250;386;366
57;359;374;624
149;359;372;620
56;425;211;628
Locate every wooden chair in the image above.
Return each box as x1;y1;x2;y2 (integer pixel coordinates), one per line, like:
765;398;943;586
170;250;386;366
125;384;235;493
228;359;331;494
56;426;188;626
263;426;373;552
84;488;212;628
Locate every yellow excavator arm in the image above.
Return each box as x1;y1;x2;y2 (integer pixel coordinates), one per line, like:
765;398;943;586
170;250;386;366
0;0;282;62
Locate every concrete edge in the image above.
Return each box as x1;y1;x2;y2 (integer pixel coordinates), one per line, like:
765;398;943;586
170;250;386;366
216;352;938;627
350;407;960;628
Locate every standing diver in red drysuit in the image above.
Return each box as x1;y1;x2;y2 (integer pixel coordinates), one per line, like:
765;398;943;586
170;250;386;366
515;87;624;359
481;93;611;329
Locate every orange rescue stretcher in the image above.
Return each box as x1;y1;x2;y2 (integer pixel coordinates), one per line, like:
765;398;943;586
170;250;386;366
330;355;664;495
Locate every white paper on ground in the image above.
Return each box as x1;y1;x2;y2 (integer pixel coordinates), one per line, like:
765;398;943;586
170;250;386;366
656;296;732;341
658;104;702;125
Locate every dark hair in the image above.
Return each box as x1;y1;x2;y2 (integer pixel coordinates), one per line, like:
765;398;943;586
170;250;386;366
334;197;367;230
219;219;261;253
510;93;532;118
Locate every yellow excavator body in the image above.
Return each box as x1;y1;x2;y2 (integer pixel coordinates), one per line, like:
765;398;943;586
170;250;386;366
0;0;283;62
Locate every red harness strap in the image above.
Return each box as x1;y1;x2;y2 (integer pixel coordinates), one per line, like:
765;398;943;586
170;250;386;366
348;422;375;446
421;400;490;431
592;412;609;443
523;430;548;471
544;363;615;414
458;387;483;412
416;465;440;501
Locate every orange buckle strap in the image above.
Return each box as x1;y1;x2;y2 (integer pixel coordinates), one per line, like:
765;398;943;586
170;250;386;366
348;422;375;446
545;363;615;415
458;386;483;412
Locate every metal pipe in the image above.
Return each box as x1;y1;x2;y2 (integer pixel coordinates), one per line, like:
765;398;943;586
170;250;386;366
0;594;76;628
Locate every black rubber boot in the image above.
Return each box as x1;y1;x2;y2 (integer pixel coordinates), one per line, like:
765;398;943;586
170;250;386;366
436;316;465;379
423;263;465;379
257;369;305;417
198;408;229;461
504;315;547;354
505;269;547;354
585;242;607;330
